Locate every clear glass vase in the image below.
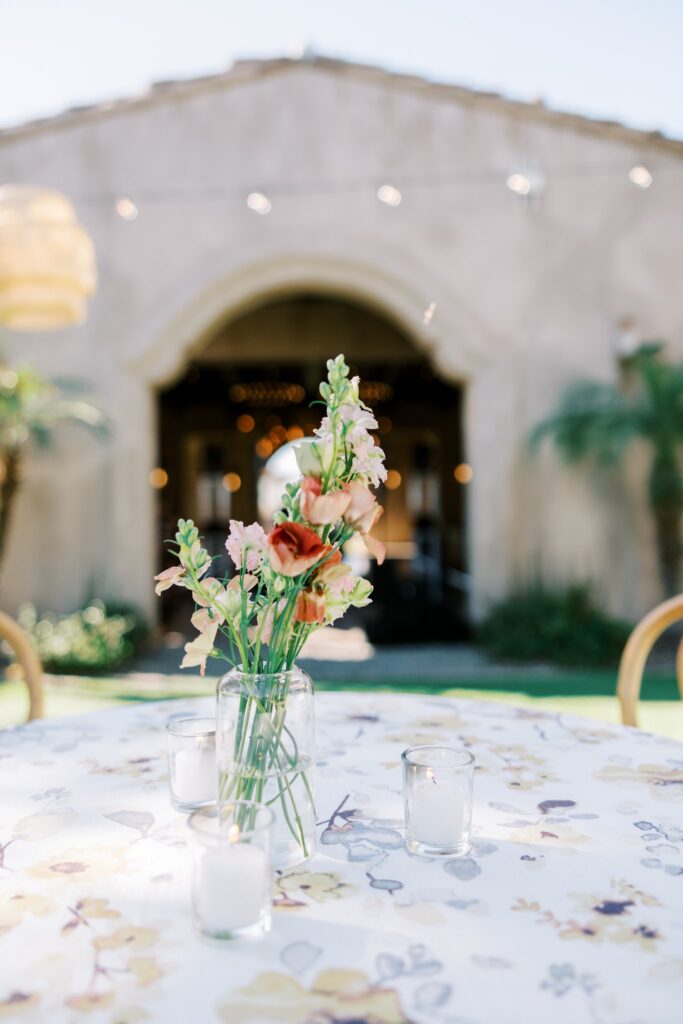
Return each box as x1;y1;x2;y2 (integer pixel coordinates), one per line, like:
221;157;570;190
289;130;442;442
216;667;315;869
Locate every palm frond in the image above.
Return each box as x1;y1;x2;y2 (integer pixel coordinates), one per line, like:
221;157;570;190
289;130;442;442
531;380;639;464
0;364;109;450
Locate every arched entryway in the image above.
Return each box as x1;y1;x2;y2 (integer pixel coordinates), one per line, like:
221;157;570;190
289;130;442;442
155;292;468;641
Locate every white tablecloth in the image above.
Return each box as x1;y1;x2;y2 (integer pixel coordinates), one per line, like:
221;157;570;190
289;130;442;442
1;692;683;1023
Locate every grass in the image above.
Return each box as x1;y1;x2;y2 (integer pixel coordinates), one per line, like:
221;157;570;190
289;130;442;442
2;668;682;741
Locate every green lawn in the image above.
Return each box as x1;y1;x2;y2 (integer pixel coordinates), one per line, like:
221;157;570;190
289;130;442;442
2;669;682;741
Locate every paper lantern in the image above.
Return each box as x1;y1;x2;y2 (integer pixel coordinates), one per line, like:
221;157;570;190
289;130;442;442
0;185;96;330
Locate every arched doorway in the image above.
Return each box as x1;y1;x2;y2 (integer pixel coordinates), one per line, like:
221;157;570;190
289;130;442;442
156;293;468;641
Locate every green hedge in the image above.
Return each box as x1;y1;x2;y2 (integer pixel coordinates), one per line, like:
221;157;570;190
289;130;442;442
478;584;631;667
14;600;147;674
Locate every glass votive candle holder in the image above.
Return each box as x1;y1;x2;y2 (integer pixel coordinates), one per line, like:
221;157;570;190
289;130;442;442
188;801;274;941
167;717;217;812
402;745;474;857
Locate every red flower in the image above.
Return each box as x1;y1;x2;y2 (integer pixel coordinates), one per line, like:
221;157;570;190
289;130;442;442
294;586;327;624
267;522;331;577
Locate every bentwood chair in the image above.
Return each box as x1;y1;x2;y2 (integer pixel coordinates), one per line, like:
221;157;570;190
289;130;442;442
616;594;683;727
0;611;44;720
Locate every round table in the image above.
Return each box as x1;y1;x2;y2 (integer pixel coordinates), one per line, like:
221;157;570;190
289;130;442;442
1;692;683;1024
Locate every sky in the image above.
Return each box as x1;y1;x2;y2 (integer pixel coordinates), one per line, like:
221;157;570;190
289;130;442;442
0;0;681;137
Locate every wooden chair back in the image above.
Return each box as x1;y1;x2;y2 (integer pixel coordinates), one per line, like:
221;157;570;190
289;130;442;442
616;594;683;727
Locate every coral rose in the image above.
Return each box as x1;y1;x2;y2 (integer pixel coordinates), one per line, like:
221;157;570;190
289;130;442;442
268;522;331;577
299;477;351;525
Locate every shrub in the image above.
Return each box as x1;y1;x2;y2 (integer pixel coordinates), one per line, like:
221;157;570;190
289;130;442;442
478;584;631;667
14;600;147;674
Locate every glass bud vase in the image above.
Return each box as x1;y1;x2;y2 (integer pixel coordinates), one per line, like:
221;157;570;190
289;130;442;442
216;667;315;869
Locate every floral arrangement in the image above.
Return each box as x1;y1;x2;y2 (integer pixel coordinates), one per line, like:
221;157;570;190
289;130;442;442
154;355;387;676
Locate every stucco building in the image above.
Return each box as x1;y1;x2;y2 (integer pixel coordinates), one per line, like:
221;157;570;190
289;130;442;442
1;55;682;633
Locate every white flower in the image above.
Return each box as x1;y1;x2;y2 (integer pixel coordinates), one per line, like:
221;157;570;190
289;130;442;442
153;565;186;596
349;576;373;608
316;403;386;487
225;520;267;571
351;440;387;487
213;586;244;622
294;438;335;478
339;403;378;434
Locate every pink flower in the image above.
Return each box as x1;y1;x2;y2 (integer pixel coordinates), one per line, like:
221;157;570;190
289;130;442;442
181;607;222;676
227;574;258;592
226;520;267;572
344;482;385;564
190;607;221;637
313;548;344;584
192;577;223;608
362;531;386;565
344;481;382;533
268;522;332;577
299;477;351;525
181;632;216;677
248;599;286;645
153;565;186;596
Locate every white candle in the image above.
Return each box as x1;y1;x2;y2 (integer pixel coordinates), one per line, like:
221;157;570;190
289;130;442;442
196;843;268;933
174;744;216;805
409;777;466;847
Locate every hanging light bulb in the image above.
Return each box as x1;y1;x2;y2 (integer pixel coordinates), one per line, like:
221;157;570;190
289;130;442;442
628;165;653;189
246;192;272;215
377;183;402;207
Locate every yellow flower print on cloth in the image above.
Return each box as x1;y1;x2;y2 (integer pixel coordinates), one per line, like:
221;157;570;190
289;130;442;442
594;761;683;803
28;845;131;882
514;881;663;950
217;969;411;1024
0;892;57;935
274;869;351;908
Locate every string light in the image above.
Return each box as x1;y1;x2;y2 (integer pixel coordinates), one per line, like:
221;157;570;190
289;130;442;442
506;169;545;199
115;196;138;220
454;463;473;484
286;425;304;440
222;472;241;492
255;437;274;458
269;424;287;443
422;301;436;325
149;467;168;488
67;160;677;220
385;469;402;490
358;380;394;403
246;191;272;215
230;381;305;406
377;183;402;207
236;413;255;433
506;173;531;196
629;165;653;189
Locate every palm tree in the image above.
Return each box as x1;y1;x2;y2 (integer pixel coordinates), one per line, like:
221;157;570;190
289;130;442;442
0;363;107;576
531;345;683;596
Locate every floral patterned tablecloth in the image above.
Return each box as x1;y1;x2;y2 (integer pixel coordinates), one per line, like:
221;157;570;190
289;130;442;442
1;692;683;1024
